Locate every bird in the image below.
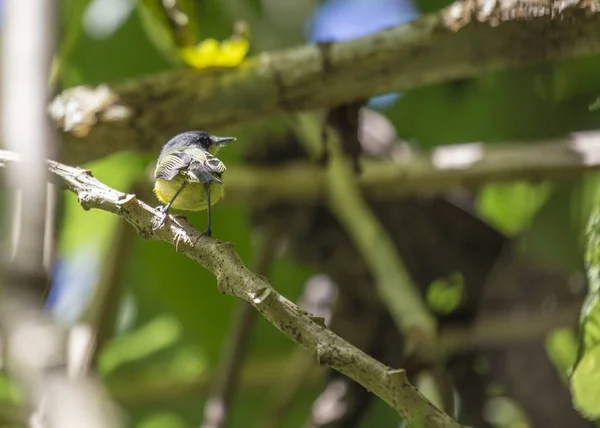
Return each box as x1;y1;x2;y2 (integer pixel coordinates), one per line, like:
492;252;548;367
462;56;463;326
152;130;235;237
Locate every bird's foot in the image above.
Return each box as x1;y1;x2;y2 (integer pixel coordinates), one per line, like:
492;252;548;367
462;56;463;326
191;228;212;247
152;206;168;231
199;228;212;239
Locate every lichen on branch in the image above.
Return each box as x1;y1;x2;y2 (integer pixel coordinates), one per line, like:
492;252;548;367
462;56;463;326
52;0;600;165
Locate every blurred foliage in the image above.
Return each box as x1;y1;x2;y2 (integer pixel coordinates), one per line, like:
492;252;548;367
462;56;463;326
476;182;551;237
137;0;200;63
570;208;600;420
28;0;600;426
546;328;578;384
483;397;531;428
426;272;464;315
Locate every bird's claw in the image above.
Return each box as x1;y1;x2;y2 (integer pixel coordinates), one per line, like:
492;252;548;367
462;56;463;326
194;228;212;241
152;212;168;231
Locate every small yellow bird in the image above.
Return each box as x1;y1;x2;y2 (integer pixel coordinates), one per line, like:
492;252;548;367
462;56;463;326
152;130;235;237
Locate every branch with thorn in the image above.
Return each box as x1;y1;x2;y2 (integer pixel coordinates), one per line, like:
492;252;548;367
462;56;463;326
0;149;465;428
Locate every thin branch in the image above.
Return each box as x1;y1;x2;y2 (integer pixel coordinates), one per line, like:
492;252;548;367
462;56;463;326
200;226;281;428
439;303;581;357
0;150;464;428
293;114;438;360
108;355;323;407
221;131;600;205
50;0;600;164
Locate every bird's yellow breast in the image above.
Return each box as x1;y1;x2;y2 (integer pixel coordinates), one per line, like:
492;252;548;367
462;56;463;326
154;176;225;212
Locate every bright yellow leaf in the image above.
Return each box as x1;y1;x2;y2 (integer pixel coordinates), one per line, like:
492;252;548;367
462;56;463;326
179;22;250;70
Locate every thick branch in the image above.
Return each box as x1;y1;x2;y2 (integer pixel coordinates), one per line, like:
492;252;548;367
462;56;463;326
222;131;600;205
52;0;600;164
0;150;463;428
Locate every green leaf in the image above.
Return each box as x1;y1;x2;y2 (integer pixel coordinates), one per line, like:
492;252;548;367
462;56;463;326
426;272;464;315
571;345;600;419
546;328;578;384
569;193;600;420
477;182;551;236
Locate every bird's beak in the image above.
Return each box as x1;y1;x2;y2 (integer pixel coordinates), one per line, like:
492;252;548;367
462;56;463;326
210;135;236;147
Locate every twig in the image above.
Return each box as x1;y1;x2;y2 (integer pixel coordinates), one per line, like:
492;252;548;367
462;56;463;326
293;114;438;360
108;354;322;407
221;131;600;205
0;150;464;428
50;0;600;164
200;227;281;428
440;303;581;357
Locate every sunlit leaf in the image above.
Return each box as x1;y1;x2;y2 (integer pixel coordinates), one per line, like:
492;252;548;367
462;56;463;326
477;182;551;236
571;345;600;419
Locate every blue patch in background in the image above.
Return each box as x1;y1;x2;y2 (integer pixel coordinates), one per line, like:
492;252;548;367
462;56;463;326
305;0;421;109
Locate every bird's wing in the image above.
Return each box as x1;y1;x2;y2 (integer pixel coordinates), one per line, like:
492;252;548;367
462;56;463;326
155;150;192;180
187;148;225;185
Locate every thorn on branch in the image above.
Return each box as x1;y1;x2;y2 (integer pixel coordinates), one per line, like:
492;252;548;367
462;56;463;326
310;316;328;328
0;150;464;427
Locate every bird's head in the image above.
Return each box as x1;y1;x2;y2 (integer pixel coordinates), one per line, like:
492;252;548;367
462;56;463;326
161;130;236;156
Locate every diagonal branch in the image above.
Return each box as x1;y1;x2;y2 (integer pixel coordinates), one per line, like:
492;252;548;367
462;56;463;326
0;149;465;428
52;0;600;164
292;114;437;359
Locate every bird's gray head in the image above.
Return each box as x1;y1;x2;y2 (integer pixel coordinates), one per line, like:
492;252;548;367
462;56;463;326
161;131;236;155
